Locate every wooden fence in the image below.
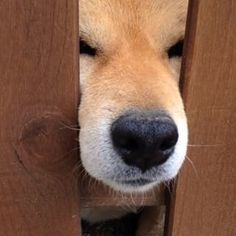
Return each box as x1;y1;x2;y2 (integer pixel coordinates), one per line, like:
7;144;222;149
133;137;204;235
0;0;235;235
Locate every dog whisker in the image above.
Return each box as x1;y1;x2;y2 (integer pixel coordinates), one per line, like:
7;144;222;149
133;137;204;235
70;146;80;152
185;155;199;178
163;182;171;194
73;162;83;174
61;147;80;162
59;121;80;131
130;192;136;208
188;144;221;147
88;176;97;191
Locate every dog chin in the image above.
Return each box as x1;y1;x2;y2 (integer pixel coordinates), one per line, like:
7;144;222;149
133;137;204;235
80;115;188;194
101;179;159;193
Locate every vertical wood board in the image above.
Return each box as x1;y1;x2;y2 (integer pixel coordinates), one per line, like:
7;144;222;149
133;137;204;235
0;1;80;235
168;0;236;235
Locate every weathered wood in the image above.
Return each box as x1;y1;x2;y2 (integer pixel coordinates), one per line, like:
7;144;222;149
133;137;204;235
0;1;80;235
167;0;236;235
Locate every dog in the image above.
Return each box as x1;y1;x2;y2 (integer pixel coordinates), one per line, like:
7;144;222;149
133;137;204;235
79;0;188;223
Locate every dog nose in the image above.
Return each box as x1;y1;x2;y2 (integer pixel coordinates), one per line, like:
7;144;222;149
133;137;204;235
111;111;178;172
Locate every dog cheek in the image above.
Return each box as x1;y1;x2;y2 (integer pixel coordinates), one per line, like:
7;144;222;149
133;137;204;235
80;56;95;92
169;57;182;81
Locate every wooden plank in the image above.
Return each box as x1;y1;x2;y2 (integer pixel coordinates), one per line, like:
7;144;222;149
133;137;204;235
167;0;236;235
0;1;80;235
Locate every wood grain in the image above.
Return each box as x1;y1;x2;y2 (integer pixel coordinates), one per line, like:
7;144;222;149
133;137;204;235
167;0;236;235
0;1;80;235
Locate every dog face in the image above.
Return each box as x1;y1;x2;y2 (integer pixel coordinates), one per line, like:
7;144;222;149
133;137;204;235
79;0;188;192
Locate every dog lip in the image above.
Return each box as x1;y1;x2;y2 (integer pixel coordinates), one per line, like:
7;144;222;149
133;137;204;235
116;178;154;186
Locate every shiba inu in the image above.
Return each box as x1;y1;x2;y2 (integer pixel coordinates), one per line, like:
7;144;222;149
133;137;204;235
79;0;188;222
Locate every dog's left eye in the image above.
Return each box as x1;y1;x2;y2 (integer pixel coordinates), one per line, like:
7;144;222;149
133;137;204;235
167;40;184;58
80;39;97;56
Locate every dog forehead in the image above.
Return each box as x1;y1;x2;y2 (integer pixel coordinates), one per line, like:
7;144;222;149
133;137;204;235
79;0;187;15
79;0;188;49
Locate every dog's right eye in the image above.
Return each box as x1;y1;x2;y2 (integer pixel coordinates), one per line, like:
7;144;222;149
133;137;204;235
80;39;97;56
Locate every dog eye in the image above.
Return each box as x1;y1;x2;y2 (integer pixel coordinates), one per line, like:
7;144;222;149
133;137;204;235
167;40;184;58
80;39;97;56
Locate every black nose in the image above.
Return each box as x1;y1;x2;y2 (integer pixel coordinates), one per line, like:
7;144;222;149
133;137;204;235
111;111;178;172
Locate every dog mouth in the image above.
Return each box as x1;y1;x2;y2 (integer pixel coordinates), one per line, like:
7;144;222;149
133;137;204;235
116;178;155;186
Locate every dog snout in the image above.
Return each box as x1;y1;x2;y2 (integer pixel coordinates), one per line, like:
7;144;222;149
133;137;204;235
111;111;178;172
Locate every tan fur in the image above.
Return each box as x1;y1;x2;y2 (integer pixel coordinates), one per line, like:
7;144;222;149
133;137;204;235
80;0;188;126
79;0;188;223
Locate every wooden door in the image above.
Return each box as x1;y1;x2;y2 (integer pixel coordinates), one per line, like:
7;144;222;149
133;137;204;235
0;1;80;235
167;0;236;235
